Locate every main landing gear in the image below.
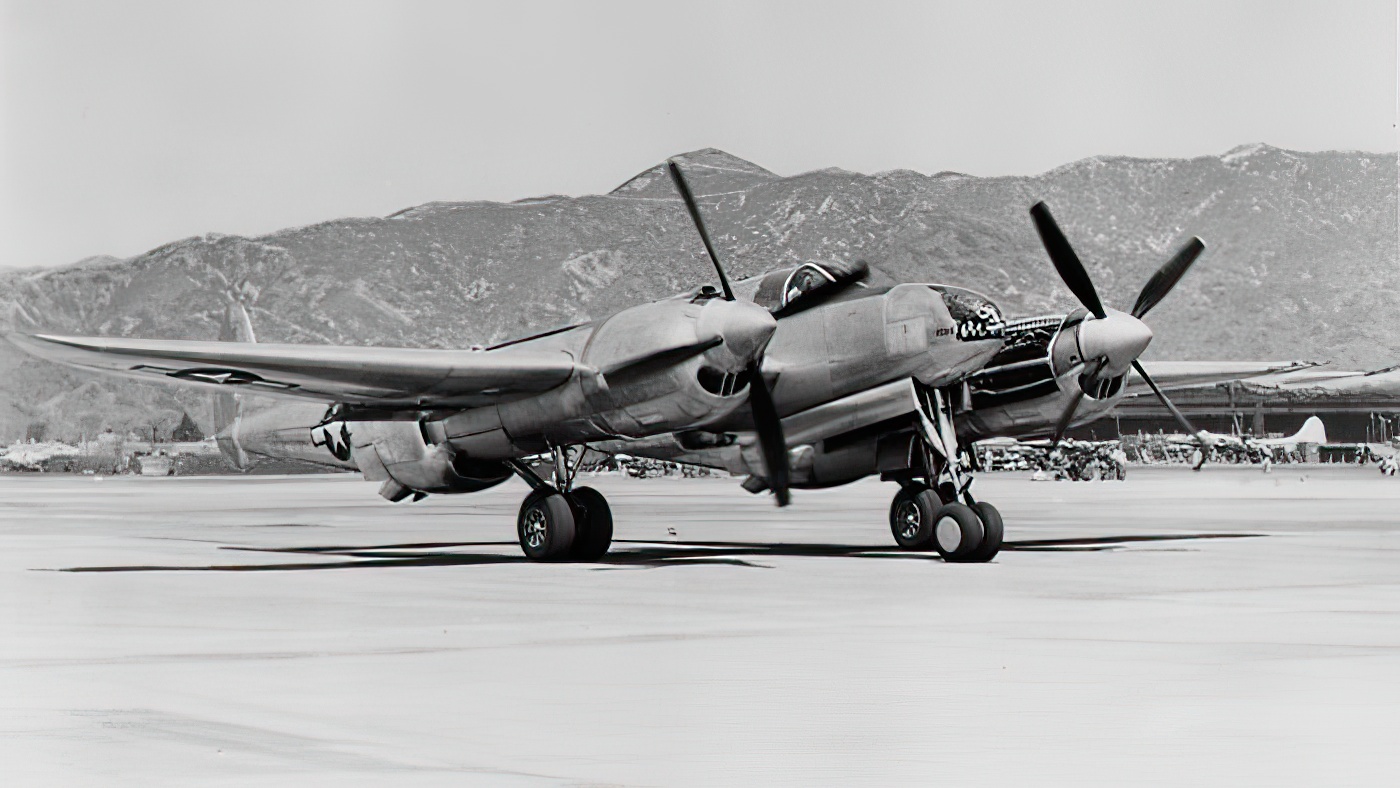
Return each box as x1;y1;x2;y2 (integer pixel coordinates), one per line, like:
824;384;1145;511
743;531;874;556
888;384;1004;563
508;448;613;562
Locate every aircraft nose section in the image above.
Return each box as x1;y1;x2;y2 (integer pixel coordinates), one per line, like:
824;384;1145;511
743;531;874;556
968;335;1005;370
1078;309;1153;377
698;299;778;372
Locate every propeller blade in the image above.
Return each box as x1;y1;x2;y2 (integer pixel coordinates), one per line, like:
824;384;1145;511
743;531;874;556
1132;360;1205;443
1051;388;1086;446
667;160;735;301
745;359;790;506
1030;202;1106;320
1052;357;1107;445
1131;237;1206;319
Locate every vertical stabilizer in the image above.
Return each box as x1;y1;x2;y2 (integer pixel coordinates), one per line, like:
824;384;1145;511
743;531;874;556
1288;415;1327;445
219;289;257;343
1255;415;1329;447
213;291;256;469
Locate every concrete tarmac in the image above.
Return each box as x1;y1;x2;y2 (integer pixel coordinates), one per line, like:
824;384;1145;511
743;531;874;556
2;467;1398;786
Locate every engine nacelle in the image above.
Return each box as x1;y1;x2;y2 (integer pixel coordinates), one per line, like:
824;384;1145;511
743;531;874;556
597;429;885;491
435;297;776;456
577;298;774;438
348;420;511;499
789;439;880;489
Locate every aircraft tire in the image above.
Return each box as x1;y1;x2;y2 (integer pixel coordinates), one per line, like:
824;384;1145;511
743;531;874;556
566;486;613;562
517;489;576;562
964;502;1004;563
932;502;985;562
889;485;941;550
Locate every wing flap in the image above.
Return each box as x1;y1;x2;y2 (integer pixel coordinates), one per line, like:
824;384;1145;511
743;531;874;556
7;333;579;408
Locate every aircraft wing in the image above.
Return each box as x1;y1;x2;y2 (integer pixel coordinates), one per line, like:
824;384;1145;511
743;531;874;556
1126;360;1316;393
6;333;580;409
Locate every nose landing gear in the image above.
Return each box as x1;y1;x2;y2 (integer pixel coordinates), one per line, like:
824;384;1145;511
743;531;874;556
888;489;1002;562
887;384;1004;563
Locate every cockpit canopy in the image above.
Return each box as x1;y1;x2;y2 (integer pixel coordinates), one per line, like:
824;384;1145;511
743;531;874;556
682;265;1003;342
750;259;870;314
779;263;837;308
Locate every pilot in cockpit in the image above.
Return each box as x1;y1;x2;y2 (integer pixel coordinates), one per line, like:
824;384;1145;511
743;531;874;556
785;267;824;304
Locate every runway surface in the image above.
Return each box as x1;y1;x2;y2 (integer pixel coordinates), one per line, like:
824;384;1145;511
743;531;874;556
2;467;1398;786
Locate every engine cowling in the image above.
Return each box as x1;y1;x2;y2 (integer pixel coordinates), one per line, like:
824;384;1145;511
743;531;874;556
348;421;512;500
578;297;775;438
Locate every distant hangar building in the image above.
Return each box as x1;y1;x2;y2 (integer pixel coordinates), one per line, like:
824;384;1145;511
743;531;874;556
1066;368;1400;445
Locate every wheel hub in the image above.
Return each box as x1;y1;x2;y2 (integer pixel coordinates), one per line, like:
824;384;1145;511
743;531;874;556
936;516;962;552
523;506;548;549
896;501;921;540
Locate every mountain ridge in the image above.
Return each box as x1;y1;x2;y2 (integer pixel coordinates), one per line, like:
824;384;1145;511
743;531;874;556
1;144;1395;441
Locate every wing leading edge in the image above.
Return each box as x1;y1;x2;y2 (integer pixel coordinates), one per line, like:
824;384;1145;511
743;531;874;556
1126;360;1318;392
6;333;580;409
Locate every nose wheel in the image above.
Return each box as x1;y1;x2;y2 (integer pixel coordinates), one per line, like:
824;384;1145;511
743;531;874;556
967;501;1004;563
888;486;1002;562
889;485;941;550
887;383;1004;562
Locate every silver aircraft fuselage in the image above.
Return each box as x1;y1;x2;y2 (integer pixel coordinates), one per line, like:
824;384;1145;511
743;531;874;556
220;270;1006;494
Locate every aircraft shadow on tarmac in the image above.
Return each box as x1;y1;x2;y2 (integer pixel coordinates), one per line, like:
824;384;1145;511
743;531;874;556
54;533;1263;573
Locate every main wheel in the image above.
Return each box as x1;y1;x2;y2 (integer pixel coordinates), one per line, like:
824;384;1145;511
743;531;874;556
889;485;942;551
964;501;1004;563
566;486;613;562
517;489;576;561
932;502;985;562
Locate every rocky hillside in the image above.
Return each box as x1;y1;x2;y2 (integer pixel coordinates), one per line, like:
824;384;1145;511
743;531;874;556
1;145;1395;441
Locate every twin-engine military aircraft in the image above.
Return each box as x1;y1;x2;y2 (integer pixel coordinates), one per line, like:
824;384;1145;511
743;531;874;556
9;162;1288;563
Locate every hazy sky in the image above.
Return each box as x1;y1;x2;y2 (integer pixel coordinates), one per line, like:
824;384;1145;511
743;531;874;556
1;0;1395;269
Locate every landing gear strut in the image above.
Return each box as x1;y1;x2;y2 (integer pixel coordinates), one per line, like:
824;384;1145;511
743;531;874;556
508;447;613;563
887;383;1004;562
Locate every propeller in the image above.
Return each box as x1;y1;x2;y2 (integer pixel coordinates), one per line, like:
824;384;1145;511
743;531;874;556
667;160;735;302
1030;201;1206;446
1030;202;1106;320
668;159;865;319
668;159;791;506
1131;360;1205;443
744;357;790;505
1131;237;1205;320
1050;358;1104;445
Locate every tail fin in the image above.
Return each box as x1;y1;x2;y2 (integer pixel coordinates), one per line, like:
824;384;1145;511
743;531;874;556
218;289;258;344
1288;415;1327;445
212;294;256;469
